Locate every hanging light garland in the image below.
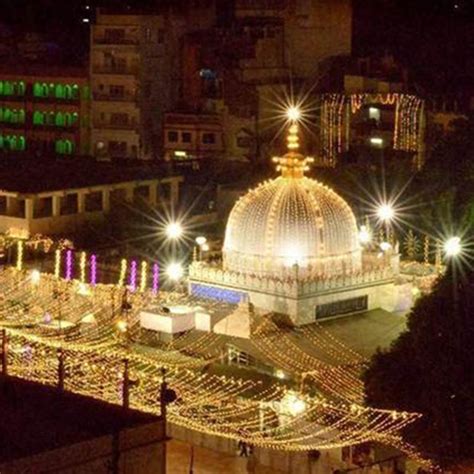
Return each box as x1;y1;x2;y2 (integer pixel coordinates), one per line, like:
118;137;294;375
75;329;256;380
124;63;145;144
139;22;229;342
129;260;138;292
65;249;73;281
90;254;97;286
79;251;87;283
54;249;61;279
118;259;127;287
152;263;160;295
140;261;148;293
16;240;24;271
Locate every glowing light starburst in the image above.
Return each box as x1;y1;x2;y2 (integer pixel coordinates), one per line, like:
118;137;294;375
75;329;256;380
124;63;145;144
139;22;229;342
286;106;302;123
377;203;395;223
444;236;462;257
165;222;183;240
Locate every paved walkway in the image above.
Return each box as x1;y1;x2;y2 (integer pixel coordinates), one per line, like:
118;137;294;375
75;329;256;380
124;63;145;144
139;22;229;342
167;440;286;474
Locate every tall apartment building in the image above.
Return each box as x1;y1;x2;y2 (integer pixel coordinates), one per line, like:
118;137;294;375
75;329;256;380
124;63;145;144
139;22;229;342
90;6;217;161
0;65;90;156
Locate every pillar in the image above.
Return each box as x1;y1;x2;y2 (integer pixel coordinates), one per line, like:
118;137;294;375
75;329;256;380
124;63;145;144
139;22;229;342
24;198;34;221
149;184;157;207
6;196;18;217
77;192;86;214
124;185;134;203
52;195;61;217
102;189;111;212
170;181;179;207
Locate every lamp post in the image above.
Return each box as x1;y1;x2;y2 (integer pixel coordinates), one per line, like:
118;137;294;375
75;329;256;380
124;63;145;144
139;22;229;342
195;236;207;261
377;203;395;244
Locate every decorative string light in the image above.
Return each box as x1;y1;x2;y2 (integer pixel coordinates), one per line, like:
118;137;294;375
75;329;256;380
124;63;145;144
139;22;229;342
323;93;424;167
65;249;73;281
0;267;434;469
140;261;148;293
129;260;137;292
118;259;127;287
90;254;97;286
54;249;61;279
16;240;24;271
152;263;160;295
79;251;87;283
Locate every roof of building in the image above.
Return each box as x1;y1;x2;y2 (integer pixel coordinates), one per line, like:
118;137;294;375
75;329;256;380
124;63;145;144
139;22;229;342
0;63;88;79
0;376;159;464
0;158;181;194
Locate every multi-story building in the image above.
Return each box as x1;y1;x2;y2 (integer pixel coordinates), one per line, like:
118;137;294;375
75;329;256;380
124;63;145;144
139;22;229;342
235;0;352;79
163;112;225;162
164;0;352;164
315;56;426;169
0;160;183;236
90;6;217;161
0;65;90;156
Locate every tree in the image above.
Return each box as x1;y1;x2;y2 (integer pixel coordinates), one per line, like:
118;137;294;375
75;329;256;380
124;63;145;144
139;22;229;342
363;265;474;466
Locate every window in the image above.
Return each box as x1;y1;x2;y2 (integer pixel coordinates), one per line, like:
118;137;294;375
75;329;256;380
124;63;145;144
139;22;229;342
109;141;127;156
369;137;383;147
237;136;251;148
202;132;216;144
55;84;65;99
110;113;129;126
55;112;65;127
157;28;165;44
71;85;80;99
46;112;55;126
182;132;191;143
0;108;25;124
0;134;26;151
110;85;125;98
104;28;125;43
33;83;41;97
33;111;45;125
316;296;368;320
368;107;380;121
167;131;178;143
55;139;74;155
17;82;26;96
145;28;152;42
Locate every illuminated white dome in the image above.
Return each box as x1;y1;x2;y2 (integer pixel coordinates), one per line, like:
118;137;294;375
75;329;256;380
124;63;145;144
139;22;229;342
223;123;361;279
223;176;361;278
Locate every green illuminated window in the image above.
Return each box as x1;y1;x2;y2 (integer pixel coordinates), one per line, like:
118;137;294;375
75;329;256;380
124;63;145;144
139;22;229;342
55;139;74;154
55;112;65;127
0;134;26;151
55;84;65;99
33;83;43;97
33;111;45;125
0;108;25;124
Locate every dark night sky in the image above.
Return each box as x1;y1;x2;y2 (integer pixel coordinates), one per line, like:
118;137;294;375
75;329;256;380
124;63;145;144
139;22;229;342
1;0;474;92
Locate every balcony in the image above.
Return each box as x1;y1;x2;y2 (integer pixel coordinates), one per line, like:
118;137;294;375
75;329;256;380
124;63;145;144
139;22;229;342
93;35;139;46
93;92;138;102
93;119;139;131
92;64;139;76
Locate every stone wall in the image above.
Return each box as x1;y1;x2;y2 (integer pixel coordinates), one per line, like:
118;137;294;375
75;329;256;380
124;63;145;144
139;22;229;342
0;421;166;474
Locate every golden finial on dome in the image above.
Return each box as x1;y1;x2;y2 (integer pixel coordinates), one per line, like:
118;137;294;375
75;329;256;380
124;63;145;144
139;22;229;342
272;107;314;178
